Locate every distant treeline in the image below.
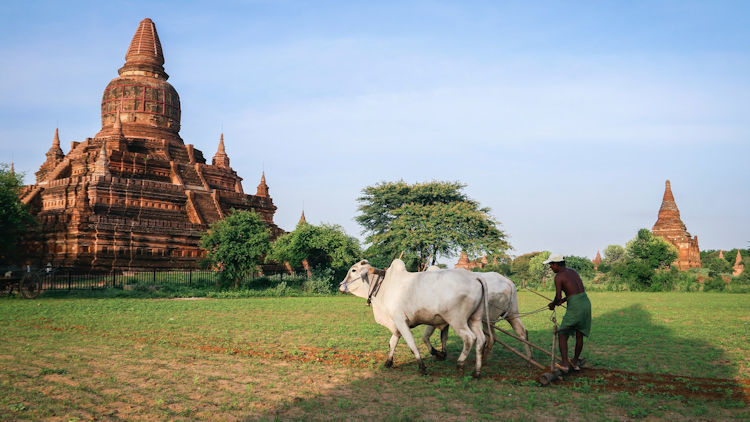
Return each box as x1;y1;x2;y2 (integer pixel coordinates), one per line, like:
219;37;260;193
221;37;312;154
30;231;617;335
475;230;749;293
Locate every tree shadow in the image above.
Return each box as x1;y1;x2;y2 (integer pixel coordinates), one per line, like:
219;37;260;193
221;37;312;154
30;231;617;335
253;303;746;420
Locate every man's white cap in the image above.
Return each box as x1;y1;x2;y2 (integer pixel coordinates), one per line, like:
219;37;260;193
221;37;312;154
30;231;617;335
543;253;565;264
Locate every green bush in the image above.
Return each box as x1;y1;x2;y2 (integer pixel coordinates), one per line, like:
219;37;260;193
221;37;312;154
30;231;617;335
704;256;733;277
649;268;677;292
564;255;595;279
303;267;335;294
704;277;728;292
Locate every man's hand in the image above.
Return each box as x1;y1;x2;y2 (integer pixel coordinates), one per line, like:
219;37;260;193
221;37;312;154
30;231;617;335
548;301;556;310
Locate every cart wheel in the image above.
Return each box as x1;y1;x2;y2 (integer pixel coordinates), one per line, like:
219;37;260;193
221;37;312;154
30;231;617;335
20;274;41;299
0;281;12;297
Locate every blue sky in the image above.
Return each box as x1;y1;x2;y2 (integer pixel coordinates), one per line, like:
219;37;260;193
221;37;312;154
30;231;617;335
1;1;748;261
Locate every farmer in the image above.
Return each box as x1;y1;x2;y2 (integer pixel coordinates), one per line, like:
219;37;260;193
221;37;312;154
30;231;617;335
545;253;591;372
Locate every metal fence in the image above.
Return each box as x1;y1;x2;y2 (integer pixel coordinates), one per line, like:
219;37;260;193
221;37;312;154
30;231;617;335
36;269;223;291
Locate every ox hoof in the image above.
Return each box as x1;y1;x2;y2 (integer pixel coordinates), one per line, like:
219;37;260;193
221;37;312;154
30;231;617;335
418;362;428;375
457;364;465;377
472;370;481;379
430;348;447;361
384;359;393;368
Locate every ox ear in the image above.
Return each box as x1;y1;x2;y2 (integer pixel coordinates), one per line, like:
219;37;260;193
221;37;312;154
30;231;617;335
360;260;369;265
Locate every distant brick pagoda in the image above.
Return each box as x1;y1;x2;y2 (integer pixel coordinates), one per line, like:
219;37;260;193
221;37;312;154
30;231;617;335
651;180;701;270
455;251;491;270
20;18;283;270
592;251;602;270
733;251;744;276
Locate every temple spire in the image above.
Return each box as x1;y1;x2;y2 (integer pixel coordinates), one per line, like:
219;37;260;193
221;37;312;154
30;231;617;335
9;162;14;175
654;179;685;231
256;171;269;197
46;128;64;160
118;18;167;79
592;251;602;269
212;133;230;168
659;180;678;213
113;110;123;136
298;210;307;225
93;142;110;176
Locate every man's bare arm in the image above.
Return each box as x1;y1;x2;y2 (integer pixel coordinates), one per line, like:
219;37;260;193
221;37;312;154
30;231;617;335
549;275;564;309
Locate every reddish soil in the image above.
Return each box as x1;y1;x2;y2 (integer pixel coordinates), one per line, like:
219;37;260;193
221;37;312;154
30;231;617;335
27;320;750;404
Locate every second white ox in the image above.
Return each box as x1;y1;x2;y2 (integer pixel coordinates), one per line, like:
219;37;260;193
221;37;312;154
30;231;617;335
339;258;492;377
422;270;531;361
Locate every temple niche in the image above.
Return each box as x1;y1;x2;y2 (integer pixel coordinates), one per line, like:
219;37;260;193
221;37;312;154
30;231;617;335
20;18;283;271
651;180;701;270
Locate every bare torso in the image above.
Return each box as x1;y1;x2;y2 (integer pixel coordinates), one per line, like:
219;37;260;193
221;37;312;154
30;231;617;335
553;267;585;305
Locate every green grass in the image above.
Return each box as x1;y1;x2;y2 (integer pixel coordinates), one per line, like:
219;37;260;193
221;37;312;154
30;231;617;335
0;292;748;420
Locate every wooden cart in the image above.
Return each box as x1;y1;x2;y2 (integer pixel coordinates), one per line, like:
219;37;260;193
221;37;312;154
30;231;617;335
1;266;43;299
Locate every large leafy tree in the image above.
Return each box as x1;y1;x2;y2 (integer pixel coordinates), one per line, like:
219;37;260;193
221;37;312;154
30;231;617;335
356;180;509;269
564;255;596;279
0;164;35;264
510;251;541;282
267;221;361;280
625;229;678;270
611;228;678;290
200;210;270;287
527;251;553;287
602;244;626;265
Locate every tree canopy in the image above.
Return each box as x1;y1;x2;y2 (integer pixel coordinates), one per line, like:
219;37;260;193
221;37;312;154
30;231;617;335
610;228;679;290
602;244;626;266
356;180;510;269
267;221;361;280
0;164;35;264
564;255;595;279
527;251;553;286
200;210;270;287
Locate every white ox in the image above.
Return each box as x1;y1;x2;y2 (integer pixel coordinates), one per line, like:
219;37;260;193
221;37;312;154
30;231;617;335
421;270;531;361
339;259;492;377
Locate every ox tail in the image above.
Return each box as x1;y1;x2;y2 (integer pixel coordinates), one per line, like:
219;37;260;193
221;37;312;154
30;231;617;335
476;277;494;346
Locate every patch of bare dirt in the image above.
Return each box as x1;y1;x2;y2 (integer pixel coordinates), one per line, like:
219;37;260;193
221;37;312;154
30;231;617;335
24;320;750;405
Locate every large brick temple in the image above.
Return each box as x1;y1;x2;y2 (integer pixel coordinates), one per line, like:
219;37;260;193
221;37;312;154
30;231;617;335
651;180;701;270
20;18;283;271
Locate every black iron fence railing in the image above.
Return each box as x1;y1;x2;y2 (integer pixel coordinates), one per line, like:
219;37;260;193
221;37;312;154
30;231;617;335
35;269;301;292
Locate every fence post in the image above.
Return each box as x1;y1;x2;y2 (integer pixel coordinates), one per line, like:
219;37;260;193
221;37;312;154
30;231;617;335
67;270;71;291
112;271;115;287
153;268;156;284
189;269;192;286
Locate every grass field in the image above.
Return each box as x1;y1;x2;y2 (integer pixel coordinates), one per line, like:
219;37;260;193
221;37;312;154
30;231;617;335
1;292;748;420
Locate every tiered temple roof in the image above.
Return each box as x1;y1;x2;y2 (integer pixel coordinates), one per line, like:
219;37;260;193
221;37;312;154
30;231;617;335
20;18;283;270
651;180;701;270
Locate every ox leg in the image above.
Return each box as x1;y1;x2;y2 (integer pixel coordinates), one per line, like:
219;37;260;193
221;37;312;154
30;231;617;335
468;318;486;378
385;333;400;368
452;324;476;377
423;326;442;360
423;325;448;361
509;317;532;358
439;326;449;360
394;321;427;375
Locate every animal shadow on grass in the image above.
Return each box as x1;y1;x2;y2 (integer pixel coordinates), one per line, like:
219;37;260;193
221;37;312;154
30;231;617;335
260;304;746;420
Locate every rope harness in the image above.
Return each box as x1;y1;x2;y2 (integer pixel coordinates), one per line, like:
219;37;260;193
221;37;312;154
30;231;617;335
365;268;386;306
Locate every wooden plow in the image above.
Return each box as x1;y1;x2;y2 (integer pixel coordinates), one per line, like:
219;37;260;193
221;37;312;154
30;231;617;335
490;323;568;386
